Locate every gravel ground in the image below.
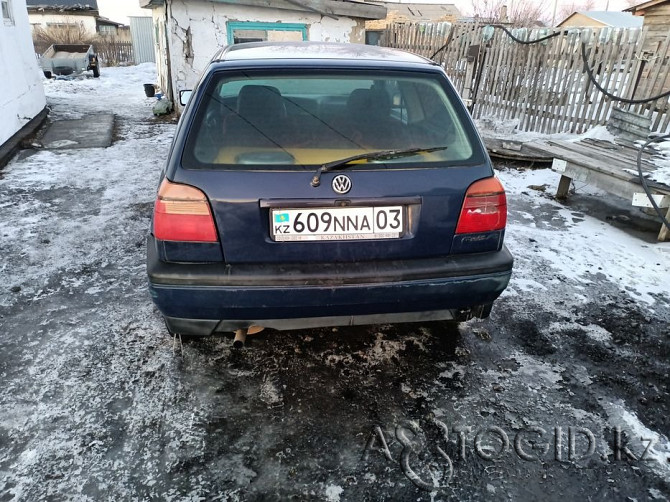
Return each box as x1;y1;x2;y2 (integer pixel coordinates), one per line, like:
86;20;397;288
0;64;669;501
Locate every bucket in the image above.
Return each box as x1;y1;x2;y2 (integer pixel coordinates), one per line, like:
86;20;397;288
143;84;156;98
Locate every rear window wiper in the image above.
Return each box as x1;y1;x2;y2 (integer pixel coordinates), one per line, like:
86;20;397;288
310;146;449;187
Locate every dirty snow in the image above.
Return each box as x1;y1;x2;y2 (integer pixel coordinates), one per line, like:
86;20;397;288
601;400;670;478
499;167;670;305
476;117;617;143
325;484;344;501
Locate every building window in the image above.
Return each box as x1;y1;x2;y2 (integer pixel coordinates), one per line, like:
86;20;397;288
46;22;79;29
98;24;117;35
226;21;307;45
2;0;13;25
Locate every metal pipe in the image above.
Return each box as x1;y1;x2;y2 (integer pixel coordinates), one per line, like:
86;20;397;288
233;329;246;349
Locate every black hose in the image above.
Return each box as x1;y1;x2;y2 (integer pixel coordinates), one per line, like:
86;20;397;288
489;24;670;104
580;43;670;104
429;26;456;60
637;134;670;231
491;24;566;44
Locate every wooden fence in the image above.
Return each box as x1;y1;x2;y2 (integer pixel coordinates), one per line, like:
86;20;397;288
382;22;670;134
96;41;134;66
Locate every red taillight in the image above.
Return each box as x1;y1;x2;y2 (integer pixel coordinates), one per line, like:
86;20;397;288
153;180;218;242
455;177;507;234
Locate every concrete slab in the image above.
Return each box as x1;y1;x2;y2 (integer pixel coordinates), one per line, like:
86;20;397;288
0;107;48;169
41;114;114;150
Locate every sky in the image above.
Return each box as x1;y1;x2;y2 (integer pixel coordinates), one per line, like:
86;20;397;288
96;0;633;25
97;0;149;24
380;0;632;15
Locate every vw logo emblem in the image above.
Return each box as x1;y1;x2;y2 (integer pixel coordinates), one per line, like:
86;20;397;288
332;174;352;194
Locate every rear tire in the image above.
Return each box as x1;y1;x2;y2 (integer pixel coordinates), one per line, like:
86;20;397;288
43;71;52;79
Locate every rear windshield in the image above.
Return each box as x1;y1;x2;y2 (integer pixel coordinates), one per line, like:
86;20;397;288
182;69;485;170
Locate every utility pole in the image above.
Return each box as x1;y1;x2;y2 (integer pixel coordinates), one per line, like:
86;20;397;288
552;0;558;26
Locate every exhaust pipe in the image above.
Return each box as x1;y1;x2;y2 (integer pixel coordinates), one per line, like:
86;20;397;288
233;329;246;349
232;326;265;349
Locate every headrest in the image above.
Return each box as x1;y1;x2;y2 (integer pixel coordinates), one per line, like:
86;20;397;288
347;88;391;118
237;85;285;120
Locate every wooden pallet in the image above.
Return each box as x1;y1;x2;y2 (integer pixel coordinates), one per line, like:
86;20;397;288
483;136;553;163
530;138;670;241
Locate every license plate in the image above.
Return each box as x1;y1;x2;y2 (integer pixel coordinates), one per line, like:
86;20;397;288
271;206;404;242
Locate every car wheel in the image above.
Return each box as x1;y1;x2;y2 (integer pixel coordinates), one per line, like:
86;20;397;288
43;71;52;79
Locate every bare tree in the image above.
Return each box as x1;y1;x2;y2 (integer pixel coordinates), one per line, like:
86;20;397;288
32;20;91;48
471;0;551;26
32;23;134;66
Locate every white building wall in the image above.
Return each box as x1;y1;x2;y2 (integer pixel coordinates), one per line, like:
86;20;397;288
150;5;172;101
28;12;98;35
155;0;365;108
0;0;47;147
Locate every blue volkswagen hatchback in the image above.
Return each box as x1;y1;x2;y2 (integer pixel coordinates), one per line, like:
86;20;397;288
147;42;513;337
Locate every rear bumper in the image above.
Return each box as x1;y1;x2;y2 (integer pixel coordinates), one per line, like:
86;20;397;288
147;236;513;335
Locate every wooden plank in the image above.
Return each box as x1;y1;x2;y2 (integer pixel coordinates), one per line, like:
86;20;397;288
501;32;524;121
524;33;549;130
560;32;590;134
660;106;670;133
632;193;670;208
547;136;658;165
533;146;670;195
608;27;640;119
478;30;504;118
482;136;554;161
517;38;539;128
593;28;629;127
584;28;619;130
491;29;513;118
540;34;564;133
556;174;572;199
575;32;602;133
659;207;670;241
650;53;670;130
554;31;581;134
558;162;659;201
634;29;670;115
528;32;555;133
623;28;646;102
548;141;659;174
610;107;653;128
417;23;429;57
542;33;569;134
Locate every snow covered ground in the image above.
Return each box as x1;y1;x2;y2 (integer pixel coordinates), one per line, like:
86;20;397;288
0;64;669;501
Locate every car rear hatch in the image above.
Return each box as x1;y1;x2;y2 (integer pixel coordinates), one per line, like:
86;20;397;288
161;64;504;264
171;166;496;264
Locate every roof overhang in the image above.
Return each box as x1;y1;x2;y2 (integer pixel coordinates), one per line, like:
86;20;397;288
28;5;98;11
96;16;125;27
140;0;386;20
624;0;670;13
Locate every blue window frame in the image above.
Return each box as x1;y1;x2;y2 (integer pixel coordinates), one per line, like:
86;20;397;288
226;21;308;45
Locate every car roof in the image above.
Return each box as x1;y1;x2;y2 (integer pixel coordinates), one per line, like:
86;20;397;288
212;42;435;66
